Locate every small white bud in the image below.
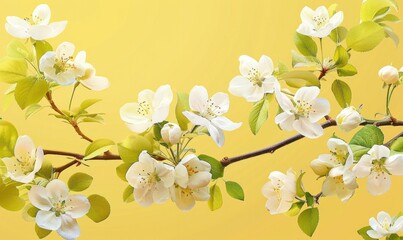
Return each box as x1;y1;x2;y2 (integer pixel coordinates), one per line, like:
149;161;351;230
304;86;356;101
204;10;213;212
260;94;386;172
378;65;399;84
161;123;182;145
336;106;361;132
310;159;331;176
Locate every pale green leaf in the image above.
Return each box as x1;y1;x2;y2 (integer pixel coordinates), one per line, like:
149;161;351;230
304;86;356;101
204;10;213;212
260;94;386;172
280;71;320;88
35;224;52;239
294;32;317;57
298;208;319;237
346;21;385;52
117;135;153;163
34;41;53;67
87;194;111;223
0;120;18;158
285;202;305;217
291;50;320;68
84;139;115;160
391;137;403;152
175;93;190;130
357;226;377;240
68;172;93;192
249;95;270;135
350;125;384;160
337;64;358;77
329;26;348;44
208;184;223;211
7;40;33;61
334;46;349;68
123;185;134;203
25;104;45;119
361;0;396;21
0;180;25;211
36;159;53;180
296;172;306;197
199;154;224;179
80;99;102;111
225;181;244;201
331;80;352;108
15;76;49;110
0;57;28;84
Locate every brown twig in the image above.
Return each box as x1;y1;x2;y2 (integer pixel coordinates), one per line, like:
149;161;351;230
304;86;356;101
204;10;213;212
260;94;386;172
43;149;121;160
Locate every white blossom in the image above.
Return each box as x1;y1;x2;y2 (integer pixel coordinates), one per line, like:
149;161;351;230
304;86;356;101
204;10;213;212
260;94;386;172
183;85;241;147
261;169;296;215
74;51;110;91
367;211;403;239
120;85;173;133
353;145;403;196
228;55;280;102
379;65;399;84
275;86;330;138
336;106;362;132
28;179;90;240
5;4;67;40
297;6;344;38
161;123;182;145
1;135;43;183
126;151;175;207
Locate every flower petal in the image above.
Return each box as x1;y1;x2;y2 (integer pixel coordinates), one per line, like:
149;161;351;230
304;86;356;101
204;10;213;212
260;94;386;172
174;164;189;188
275;112;295;131
182;111;210;127
262;76;279;94
32;4;51;25
228;76;255;100
80;76;110;91
352;155;372;178
206;123;225;147
36;210;61;231
246;85;265;102
5;16;30;39
309;98;330;122
294;86;320;103
46;179;69;202
173;187;195;211
211;116;242;131
368;145;390;159
152;183;170;204
292;118;324;138
14;135;36;162
385;154;403;175
189;85;208;112
188;172;212;189
210;92;229;114
258;55;274;77
367;172;391;196
275;91;294;113
239;55;258;76
29;21;67;40
28;185;52;211
152;85;173;110
65;195;90;219
328;11;344;29
155;163;175;188
192;186;210;201
57;214;80;240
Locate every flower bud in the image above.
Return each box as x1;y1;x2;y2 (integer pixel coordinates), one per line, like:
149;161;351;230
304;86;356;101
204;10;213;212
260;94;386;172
378;65;399;84
161;123;182;145
310;158;330;176
336;106;361;132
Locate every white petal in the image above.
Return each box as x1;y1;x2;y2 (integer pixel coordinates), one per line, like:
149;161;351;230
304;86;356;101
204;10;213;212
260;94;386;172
5;16;30;39
173;187;195;211
275;112;295;131
367;229;384;239
14;135;36;162
368;145;390;159
189;85;208;112
262;182;276;199
300;6;315;24
262;76;279;94
309;98;330;122
56;42;75;59
327;138;349;153
134;186;153;207
32;4;51;25
296;23;316;37
390;216;403;232
292;118;324;138
65;195;90;219
239;55;258;76
152;183;170;204
322;177;336;197
28;186;52;211
36;210;61;231
188;172;212;189
211;116;242;131
352;155;373;178
57;214;80;240
386;154;403;175
46;179;69;202
152;85;173;110
75;51;86;63
33;147;44;173
228;76;255;100
80;76;110;91
245;85;265;102
328;11;344;29
155;163;175;188
258;55;274;77
29;21;67;40
210;92;229;114
125;121;153;133
294;86;320;103
367;172;391;196
192;186;210;201
174;164;189;188
206;123;225;147
182;111;210;127
275;91;294;113
152;104;170;124
120;103;152;133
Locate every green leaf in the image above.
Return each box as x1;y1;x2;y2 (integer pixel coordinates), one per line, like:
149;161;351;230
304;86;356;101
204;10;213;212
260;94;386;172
361;0;396;21
68;172;93;192
34;41;53;67
176;92;190;130
298;208;319;237
337;64;358;77
294;32;317;57
225;181;244;201
36;159;53;180
0;180;25;211
87;194;111;223
346;21;385;52
284;202;305;217
199;154;224;179
389;234;401;240
117;135;153;163
329;26;348;44
0;57;28;84
208;184;223;211
15;76;49;110
35;224;52;239
7;40;33;61
379;14;400;22
357;226;377;240
391;137;403;152
334;46;349;68
331;80;352;108
305;192;314;207
25;104;45;119
0;120;18;158
350;125;384;160
153;121;168;141
123;185;134;203
383;25;399;47
291;50;320;68
84;139;115;160
116;162;132;182
79;99;102;111
296;172;306;197
249;95;270;135
280;71;320;88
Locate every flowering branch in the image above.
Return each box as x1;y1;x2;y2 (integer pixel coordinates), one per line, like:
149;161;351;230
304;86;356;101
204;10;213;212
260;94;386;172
221;118;403;167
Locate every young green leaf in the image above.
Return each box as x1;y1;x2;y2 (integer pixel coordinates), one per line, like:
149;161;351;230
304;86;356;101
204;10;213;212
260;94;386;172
7;40;33;61
360;0;396;21
79;99;102;111
0;57;28;84
87;194;111;223
337;64;358;77
298;208;319;237
305;192;314;207
0;120;18;158
175;92;190;130
357;226;377;240
15;76;49;110
153;121;169;141
35;224;52;239
334;46;349;68
199;154;224;179
249;96;270;135
208;184;223;211
84;139;115;160
33;41;53;67
123;185;134;203
116;162;132;182
68;172;94;192
296;172;306;197
391;137;403;153
25;104;45;119
350;125;384;160
291;50;320;68
331;80;352;108
225;181;245;201
346;21;385;52
0;180;25;211
117;135;153;163
329;26;348;44
280;71;320;88
284;202;305;217
36;159;53;180
294;32;318;57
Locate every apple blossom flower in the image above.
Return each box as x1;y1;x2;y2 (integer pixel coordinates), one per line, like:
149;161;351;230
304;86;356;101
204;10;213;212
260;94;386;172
74;51;110;91
275;86;330;138
261;169;296;215
228;55;280;102
1;135;43;183
171;154;212;211
352;145;403;196
5;4;67;40
28;179;90;240
161;122;182;145
379;65;399;84
120;85;173;133
39;42;85;86
183;85;242;147
336;106;362;132
126;151;175;207
367;211;403;239
297;6;344;38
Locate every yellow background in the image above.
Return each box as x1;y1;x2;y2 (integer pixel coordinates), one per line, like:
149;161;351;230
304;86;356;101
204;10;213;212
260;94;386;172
1;0;402;239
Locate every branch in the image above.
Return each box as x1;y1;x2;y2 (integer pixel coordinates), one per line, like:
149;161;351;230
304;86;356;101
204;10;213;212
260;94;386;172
221;119;403;167
43;149;121;160
385;131;403;147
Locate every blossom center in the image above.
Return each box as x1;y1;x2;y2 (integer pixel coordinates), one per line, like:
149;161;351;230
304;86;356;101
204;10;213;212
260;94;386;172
203;99;222;120
53;57;75;74
312;14;328;29
15;154;35;174
380;217;392;231
330;149;347;165
293;100;313;119
137;101;153;117
185;164;198;176
371;158;390;176
246;67;263;87
51;200;66;217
